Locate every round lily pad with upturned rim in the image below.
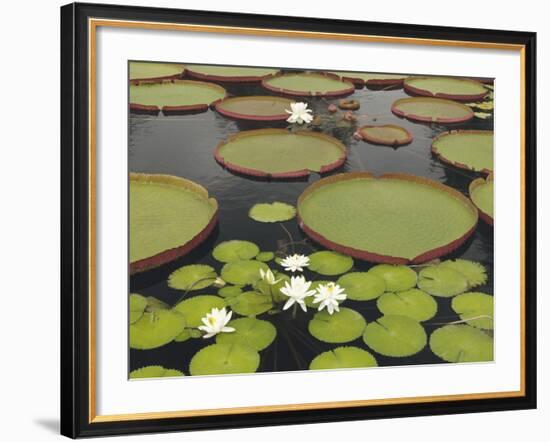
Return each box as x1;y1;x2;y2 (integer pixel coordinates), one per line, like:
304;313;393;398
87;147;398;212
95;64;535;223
130;79;226;114
215;129;347;179
225;291;273;316
391;97;474;124
172;295;226;328
129;62;184;83
469;174;494;225
212;240;260;263
249;202;296;223
167;264;217;291
404;77;488;101
130;174;218;274
357;125;413;147
262;72;355;97
129;293;148;324
310;346;378;370
439;259;488;288
417;265;468;297
130;365;184;379
221;260;269;286
368;264;417;292
308;307;367;343
130;309;187;350
185;65;280;83
298;172;478;264
336;272;386;301
216;317;276;350
308;251;354;276
451;292;494;330
429;324;493;362
362;315;427;357
330;72;407;88
256;251;275;262
432;130;493;174
215;96;294;121
376;289;437;322
189;343;260;376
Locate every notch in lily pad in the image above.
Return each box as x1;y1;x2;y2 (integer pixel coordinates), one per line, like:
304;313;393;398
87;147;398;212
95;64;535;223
168;264;217;291
363;315;427;357
308;251;354;276
417;265;468;297
249;202;296;223
130;308;187;350
213;240;260;263
376;289;437;322
308;307;366;343
189;343;260;376
429;324;493;362
310;346;377;370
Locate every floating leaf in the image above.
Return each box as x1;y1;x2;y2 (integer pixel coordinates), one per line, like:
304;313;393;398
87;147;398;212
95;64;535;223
439;259;487;288
173;295;226;328
474;111;492;119
357;125;412;147
429;325;493;362
129;293;148;324
432;130;493;173
308;251;354;276
256;251;275;262
262;72;354;97
249;202;296;223
167;264;217;291
130;309;186;350
470;175;494;225
129;62;184;82
330;72;407;88
213;240;260;263
363;315;427;357
220;260;268;286
391;97;474;124
376;289;437;322
216;317;276;351
174;328;192;343
129;365;184;379
310;346;377;370
225;291;273;316
218;285;243;298
215;95;293;121
403;77;487;101
451;292;494;330
417;265;468;297
145;296;169;311
336;272;386;301
308;308;366;343
185;65;280;82
368;264;417;292
189;343;260;376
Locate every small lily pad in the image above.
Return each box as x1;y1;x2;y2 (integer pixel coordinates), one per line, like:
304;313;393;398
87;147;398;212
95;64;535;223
309;251;354;276
218;285;243;298
168;264;217;291
225;291;273;316
429;325;493;362
376;289;437;322
213;240;260;263
368;264;417;292
308;307;366;343
451;292;494;329
216;317;276;350
310;346;378;370
221;260;269;286
129;293;148;324
363;315;427;357
249;202;296;223
189;343;260;376
173;295;226;328
417;265;468;297
336;272;386;301
256;251;275;262
130;309;187;350
130;365;184;379
439;259;488;288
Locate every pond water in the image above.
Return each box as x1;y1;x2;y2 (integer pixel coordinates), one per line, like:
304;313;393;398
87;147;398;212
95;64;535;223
129;74;493;374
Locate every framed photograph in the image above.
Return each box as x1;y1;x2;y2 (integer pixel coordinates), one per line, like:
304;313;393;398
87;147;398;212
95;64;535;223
60;2;537;438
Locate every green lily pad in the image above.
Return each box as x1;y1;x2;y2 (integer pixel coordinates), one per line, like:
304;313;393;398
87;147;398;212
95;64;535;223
256;251;275;262
213;240;260;263
308;251;354;276
218;285;243;298
185;65;279;82
470;175;494;224
189;343;260;376
173;295;226;328
439;259;488;288
376;289;437;322
368;264;417;292
336;272;386;301
310;346;378;370
417;265;468;297
262;72;354;97
221;260;268;286
249;202;296;223
432;131;493;173
129;62;184;81
129;293;148;324
330;71;407;87
225;291;273;316
429;325;493;362
130;309;186;350
451;292;494;329
215;95;293;121
168;264;217;291
404;77;487;101
216;317;276;351
363;315;427;357
129;365;184;379
145;296;169;311
308;307;366;343
392;97;474;123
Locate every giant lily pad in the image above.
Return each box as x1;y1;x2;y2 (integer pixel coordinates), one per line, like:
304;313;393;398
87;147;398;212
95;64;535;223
391;97;474;124
439;259;488;288
376;289;437;322
451;292;494;330
168;264;217;291
469;174;494;225
363;315;427;357
130;174;218;274
368;264;417;292
130;365;184;379
215;96;294;121
249;202;296;223
308;307;366;343
330;72;407;88
336;272;386;301
262;72;355;97
129;293;148;324
404;77;488;101
216;317;276;350
417;265;469;297
213;240;260;263
129;61;184;82
357;125;413;147
225;291;273;316
308;251;354;276
173;295;226;328
189;343;260;376
185;65;280;83
130;79;226;114
221;260;269;286
432;131;493;173
215;129;346;178
297;173;478;264
429;324;493;362
310;346;378;370
129;309;186;350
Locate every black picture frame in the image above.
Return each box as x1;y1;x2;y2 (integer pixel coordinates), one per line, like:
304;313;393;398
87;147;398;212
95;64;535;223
60;2;537;438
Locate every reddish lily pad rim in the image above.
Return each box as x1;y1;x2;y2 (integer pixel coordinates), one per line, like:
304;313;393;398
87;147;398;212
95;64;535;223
431;130;494;174
185;66;281;83
469;173;494;226
404;77;488;101
297;172;478;264
261;72;355;98
391;97;474;124
331;72;407;88
214;128;347;179
214;96;293;121
357;124;413;147
130;173;219;274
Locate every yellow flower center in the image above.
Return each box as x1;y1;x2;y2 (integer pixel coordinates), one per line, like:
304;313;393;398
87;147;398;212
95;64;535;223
208;316;217;326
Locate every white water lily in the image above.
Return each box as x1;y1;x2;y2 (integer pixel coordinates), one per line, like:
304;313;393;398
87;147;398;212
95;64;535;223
285;102;313;124
212;277;226;288
313;282;347;315
198;307;235;339
280;253;310;273
280;275;316;312
259;268;281;285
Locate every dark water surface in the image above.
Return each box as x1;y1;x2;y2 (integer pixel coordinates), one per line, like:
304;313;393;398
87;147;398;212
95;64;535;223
129;77;494;374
